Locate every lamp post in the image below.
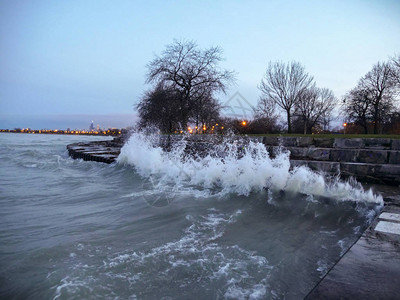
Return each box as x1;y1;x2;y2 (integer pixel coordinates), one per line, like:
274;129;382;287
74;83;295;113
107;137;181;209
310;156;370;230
343;122;347;135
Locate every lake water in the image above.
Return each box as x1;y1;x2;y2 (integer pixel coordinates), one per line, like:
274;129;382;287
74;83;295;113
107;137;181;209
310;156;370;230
0;132;383;299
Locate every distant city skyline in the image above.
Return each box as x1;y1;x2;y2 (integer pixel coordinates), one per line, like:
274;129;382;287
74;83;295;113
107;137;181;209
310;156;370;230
0;113;137;130
0;0;399;129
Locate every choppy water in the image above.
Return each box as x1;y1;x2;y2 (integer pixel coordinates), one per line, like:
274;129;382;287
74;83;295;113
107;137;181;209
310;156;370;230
0;132;383;299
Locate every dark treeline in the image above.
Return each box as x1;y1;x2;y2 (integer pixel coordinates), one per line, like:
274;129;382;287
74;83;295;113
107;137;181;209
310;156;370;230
137;40;400;135
342;55;400;134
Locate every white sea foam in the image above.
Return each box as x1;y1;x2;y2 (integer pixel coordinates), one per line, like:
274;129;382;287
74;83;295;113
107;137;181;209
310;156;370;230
117;132;383;204
51;209;272;299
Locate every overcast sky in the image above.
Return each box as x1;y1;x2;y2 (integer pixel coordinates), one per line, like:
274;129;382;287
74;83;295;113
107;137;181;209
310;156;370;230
1;0;399;129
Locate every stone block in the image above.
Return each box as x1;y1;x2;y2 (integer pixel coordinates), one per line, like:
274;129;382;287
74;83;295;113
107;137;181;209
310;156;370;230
358;150;387;164
388;151;400;164
376;164;400;185
288;147;309;159
296;137;314;147
262;136;280;146
290;160;307;168
307;161;340;173
391;139;400;150
307;148;331;161
334;138;365;148
291;160;342;175
314;138;334;148
249;136;263;143
281;137;297;147
340;162;373;177
378;164;400;175
363;138;391;149
330;149;359;162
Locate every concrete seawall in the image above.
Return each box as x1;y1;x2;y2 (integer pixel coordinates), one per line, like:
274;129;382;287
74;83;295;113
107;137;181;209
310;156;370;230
67;135;400;185
67;138;123;164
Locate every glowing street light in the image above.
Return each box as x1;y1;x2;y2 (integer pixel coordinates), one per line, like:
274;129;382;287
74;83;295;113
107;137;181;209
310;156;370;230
241;120;247;126
343;122;347;134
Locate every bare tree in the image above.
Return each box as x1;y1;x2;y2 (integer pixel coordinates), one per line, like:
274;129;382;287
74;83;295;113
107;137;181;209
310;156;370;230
146;40;236;128
137;84;182;133
191;90;221;129
390;54;400;86
254;96;277;119
361;61;397;134
296;86;336;134
342;85;374;134
252;97;279;133
259;61;314;133
343;61;398;134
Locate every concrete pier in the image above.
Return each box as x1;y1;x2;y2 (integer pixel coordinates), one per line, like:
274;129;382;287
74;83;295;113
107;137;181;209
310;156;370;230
305;196;400;299
67;138;123;164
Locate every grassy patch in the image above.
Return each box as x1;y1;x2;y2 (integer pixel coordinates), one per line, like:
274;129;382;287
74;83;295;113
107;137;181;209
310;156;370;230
244;133;400;139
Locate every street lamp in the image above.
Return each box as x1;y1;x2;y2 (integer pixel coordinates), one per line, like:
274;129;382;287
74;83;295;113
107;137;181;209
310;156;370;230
343;122;347;135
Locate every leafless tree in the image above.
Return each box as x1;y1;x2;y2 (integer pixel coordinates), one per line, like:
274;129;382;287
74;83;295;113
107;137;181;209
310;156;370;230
145;40;236;129
390;54;400;86
137;84;182;133
259;61;314;133
342;86;373;134
251;97;279;133
191;90;221;129
296;86;336;134
361;61;397;134
254;96;277;119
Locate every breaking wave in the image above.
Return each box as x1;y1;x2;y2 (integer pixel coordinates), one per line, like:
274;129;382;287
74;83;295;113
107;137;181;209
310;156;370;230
117;132;383;204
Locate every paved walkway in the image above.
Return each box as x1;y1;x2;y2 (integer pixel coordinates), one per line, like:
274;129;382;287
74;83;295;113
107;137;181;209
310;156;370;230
305;200;400;299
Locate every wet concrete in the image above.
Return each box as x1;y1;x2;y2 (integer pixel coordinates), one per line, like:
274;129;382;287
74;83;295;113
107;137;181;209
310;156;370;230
305;195;400;300
66;138;123;164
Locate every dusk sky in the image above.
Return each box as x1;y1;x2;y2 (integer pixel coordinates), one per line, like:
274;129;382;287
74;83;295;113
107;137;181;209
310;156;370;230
1;0;399;129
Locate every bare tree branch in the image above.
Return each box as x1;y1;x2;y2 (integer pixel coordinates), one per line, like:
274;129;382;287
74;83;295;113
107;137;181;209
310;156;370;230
140;40;236;131
259;61;314;133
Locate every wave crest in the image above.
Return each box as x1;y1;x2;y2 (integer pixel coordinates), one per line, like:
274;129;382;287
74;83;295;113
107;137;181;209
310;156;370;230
117;132;383;204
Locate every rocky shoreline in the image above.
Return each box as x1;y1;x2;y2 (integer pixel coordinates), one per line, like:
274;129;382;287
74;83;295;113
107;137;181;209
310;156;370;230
67;135;400;185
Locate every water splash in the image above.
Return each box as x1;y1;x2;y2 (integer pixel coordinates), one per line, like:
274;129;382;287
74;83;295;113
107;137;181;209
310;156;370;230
117;132;383;204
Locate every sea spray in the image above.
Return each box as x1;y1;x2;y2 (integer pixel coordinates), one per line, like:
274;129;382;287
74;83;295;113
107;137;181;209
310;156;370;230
117;132;383;205
0;133;385;299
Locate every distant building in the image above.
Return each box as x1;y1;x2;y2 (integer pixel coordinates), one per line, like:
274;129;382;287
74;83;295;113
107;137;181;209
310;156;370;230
89;121;94;132
96;124;100;131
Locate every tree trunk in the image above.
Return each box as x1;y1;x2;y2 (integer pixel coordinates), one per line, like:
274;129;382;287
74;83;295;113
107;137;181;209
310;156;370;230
363;122;368;134
373;108;378;134
287;110;292;133
373;102;379;134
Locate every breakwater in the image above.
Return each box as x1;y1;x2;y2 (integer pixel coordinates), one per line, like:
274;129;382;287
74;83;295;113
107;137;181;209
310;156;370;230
67;135;400;185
